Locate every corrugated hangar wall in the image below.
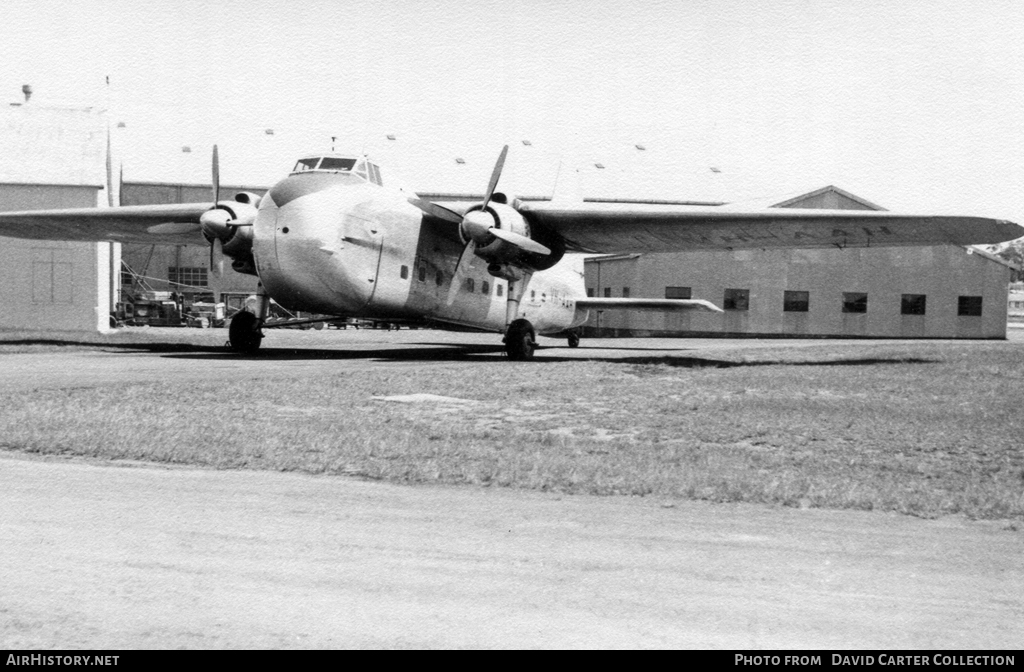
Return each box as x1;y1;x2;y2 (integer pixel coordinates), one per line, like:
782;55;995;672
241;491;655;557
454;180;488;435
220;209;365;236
0;104;114;333
583;187;1012;339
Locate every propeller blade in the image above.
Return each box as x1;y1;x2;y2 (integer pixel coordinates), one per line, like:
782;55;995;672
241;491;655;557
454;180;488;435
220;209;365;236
490;228;551;255
481;145;508;211
210;238;224;279
212;144;220;205
408;196;463;225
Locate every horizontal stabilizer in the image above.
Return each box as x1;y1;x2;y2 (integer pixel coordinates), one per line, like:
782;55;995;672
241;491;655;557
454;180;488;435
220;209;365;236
576;298;724;313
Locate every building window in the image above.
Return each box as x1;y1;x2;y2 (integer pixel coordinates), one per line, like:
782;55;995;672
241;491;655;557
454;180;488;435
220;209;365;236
587;288;594;297
783;290;809;312
723;288;749;311
497;284;504;297
400;265;409;279
603;287;611;298
665;286;691;299
120;270;135;287
622;287;630;298
418;266;426;282
901;294;927;315
466;278;475;292
842;292;867;313
958;295;983;316
481;280;490;295
168;267;207;288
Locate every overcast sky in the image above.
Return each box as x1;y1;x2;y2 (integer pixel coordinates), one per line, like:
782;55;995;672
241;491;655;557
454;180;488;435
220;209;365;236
2;0;1023;220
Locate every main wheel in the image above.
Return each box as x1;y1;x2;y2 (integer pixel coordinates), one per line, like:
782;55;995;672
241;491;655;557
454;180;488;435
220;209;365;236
229;311;263;353
567;332;580;348
504;319;536;361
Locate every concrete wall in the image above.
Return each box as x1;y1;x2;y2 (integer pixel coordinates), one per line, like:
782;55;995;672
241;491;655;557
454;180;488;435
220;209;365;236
0;104;114;333
584;246;1010;339
0;184;112;333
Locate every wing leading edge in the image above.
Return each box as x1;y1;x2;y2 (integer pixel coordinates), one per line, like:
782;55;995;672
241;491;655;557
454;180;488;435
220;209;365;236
0;203;211;246
514;202;1024;253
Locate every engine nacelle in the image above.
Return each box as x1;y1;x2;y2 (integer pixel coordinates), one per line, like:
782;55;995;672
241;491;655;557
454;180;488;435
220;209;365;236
461;202;564;272
201;196;260;276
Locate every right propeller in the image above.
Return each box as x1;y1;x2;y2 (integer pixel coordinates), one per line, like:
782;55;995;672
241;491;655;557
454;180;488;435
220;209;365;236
200;145;230;277
198;145;260;278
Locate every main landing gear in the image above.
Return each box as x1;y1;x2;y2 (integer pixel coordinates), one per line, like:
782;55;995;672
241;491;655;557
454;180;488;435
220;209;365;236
228;310;263;353
567;331;580;348
228;283;270;353
503;319;536;361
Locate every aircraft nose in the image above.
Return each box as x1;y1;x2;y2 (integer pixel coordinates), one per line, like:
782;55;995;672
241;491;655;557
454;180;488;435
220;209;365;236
266;172;364;209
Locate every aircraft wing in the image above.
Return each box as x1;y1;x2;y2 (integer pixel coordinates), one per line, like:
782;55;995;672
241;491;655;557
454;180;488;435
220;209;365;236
512;202;1024;253
0;203;211;246
576;297;723;313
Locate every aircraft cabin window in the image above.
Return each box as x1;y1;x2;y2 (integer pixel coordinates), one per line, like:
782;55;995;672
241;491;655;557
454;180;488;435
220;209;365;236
436;270;443;286
481;280;489;295
496;285;503;297
319;157;357;172
418;266;426;282
531;290;536;300
466;278;475;292
665;286;691;299
401;265;409;280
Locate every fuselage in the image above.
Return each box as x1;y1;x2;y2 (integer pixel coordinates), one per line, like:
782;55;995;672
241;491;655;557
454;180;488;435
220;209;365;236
250;156;589;335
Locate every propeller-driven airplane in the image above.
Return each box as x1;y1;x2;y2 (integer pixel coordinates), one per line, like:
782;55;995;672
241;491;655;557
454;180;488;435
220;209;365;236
1;145;1021;359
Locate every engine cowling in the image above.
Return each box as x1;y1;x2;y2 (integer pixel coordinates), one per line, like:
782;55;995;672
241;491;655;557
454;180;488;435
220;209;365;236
200;193;261;276
460;202;563;272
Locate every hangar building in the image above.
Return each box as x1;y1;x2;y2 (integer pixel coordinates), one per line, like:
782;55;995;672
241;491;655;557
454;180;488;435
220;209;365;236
583;186;1014;339
0;102;118;332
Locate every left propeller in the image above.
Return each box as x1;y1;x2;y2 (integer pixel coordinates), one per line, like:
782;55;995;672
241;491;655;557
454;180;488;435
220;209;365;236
407;145;551;257
458;145;551;256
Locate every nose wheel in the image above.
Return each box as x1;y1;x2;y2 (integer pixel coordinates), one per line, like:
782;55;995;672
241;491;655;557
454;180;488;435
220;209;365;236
504;319;536;360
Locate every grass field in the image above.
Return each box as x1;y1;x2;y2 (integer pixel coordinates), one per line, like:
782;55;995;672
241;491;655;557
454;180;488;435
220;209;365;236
1;331;1022;520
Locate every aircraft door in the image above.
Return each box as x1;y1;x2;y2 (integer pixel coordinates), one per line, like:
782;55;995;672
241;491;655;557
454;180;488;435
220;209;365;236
338;213;384;311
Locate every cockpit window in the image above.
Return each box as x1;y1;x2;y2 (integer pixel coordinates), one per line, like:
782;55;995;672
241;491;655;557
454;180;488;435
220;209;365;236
318;157;357;171
293;157;321;172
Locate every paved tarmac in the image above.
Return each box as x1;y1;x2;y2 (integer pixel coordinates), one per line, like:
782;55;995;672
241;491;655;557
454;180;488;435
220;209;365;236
1;329;1022;648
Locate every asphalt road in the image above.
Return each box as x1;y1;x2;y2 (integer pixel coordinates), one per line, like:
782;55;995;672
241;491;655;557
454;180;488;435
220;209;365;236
1;330;1022;648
